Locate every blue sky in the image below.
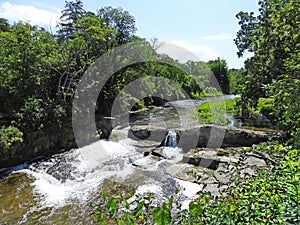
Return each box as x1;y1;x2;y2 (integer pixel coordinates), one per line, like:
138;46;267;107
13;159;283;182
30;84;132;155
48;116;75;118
0;0;259;68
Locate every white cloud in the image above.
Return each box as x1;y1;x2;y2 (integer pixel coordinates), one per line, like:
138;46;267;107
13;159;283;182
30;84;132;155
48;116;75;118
200;33;234;41
0;1;60;28
165;40;219;62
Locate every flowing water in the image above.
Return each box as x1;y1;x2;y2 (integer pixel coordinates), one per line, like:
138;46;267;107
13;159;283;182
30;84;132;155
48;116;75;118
0;95;241;224
1;138;190;224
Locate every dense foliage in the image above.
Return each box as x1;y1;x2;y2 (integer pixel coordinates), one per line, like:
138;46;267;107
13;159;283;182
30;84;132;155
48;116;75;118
228;68;244;94
207;58;230;94
0;0;299;224
235;0;300;146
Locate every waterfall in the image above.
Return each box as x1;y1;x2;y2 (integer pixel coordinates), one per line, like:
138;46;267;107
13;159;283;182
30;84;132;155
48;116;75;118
163;129;178;147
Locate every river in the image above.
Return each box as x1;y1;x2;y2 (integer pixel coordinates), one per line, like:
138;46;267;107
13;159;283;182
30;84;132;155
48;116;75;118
0;95;239;224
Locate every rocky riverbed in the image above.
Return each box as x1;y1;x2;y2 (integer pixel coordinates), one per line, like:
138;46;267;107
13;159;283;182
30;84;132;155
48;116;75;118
119;125;281;198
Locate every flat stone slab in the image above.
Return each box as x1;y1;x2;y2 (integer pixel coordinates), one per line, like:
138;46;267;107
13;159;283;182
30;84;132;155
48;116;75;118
182;148;240;170
165;163;195;182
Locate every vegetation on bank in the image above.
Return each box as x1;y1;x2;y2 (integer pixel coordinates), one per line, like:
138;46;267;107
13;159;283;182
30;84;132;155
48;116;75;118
234;0;300;147
195;98;238;125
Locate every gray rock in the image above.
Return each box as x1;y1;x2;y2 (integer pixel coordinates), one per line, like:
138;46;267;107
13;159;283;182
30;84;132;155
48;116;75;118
203;183;220;196
165;163;195;182
128;125;283;150
244;156;266;167
164;146;275;196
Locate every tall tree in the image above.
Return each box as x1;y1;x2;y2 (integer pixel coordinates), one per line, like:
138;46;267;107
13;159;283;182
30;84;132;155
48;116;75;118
235;0;300;144
0;18;9;32
97;6;137;45
228;68;245;94
207;58;230;94
58;0;86;40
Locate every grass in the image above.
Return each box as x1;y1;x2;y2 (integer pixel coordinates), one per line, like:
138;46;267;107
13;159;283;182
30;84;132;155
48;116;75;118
195;98;238;125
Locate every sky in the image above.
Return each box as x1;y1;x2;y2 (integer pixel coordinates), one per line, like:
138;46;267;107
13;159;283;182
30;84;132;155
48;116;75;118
0;0;259;68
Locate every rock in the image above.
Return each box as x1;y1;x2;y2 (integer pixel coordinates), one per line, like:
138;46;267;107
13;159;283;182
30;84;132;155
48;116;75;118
182;156;220;170
244;156;266;167
165;146;275;196
182;148;239;170
109;128;129;142
214;169;231;184
0;127;76;169
203;183;220;196
128;125;284;150
239;167;256;178
128;125;166;142
165;163;195;182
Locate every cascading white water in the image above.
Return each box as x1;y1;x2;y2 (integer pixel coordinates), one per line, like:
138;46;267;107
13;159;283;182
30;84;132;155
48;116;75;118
163;129;177;147
16;136;192;213
20;139;138;208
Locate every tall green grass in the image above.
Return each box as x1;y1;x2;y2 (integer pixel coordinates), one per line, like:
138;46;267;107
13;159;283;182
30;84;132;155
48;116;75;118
195;98;237;125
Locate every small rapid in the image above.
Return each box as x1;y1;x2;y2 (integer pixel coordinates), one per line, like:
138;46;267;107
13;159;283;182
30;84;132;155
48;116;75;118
21;140;136;208
163;129;178;148
1;138;201;224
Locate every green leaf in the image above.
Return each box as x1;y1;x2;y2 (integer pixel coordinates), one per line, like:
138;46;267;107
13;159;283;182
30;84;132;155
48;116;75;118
133;200;145;217
153;203;171;225
189;201;203;218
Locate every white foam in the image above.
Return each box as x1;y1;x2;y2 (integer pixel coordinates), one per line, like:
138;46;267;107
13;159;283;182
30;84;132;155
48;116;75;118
21;140;136;208
175;178;203;210
161;147;183;161
75;140;133;170
135;183;163;195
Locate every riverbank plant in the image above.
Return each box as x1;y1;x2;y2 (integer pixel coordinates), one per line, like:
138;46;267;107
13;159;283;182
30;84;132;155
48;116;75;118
0;126;23;149
235;0;300;146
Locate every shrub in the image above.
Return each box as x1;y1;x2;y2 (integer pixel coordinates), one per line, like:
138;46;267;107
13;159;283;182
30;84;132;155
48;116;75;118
256;98;274;117
0;125;23;149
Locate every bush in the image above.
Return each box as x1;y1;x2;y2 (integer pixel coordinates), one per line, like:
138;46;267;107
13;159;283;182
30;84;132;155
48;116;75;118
256;98;274;117
0;126;23;149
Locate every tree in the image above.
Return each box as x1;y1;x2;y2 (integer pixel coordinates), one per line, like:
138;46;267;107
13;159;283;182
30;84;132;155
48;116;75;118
0;18;9;32
97;6;137;45
0;21;67;134
235;0;300;145
207;58;230;94
58;0;86;40
228;68;245;94
0;22;57;108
